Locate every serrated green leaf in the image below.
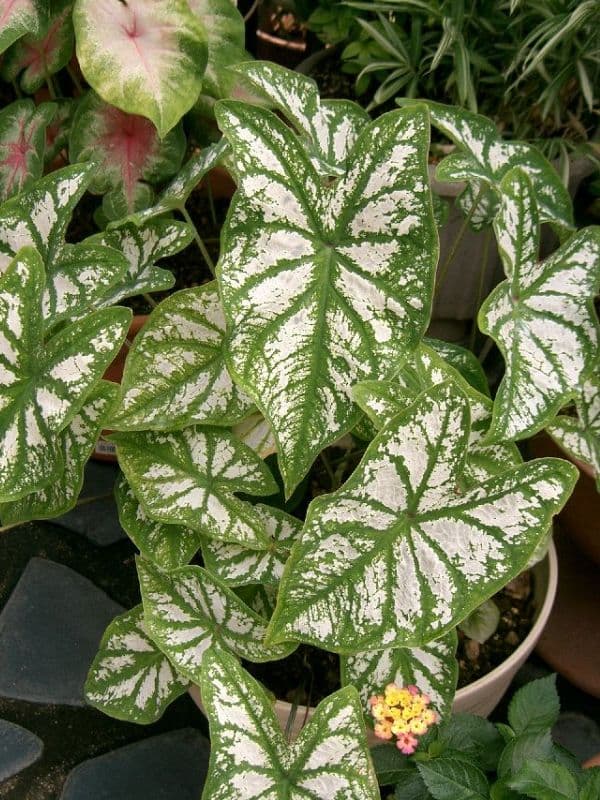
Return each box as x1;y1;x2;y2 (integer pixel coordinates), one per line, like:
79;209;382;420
479;169;600;442
417;757;489;800
111;283;252;430
138;559;296;679
370;744;410;785
0;0;47;56
73;0;208;137
508;760;578;800
113;427;277;547
216;99;437;494
200;647;380;800
437;714;504;772
0;248;130;501
580;768;600;800
497;731;554;779
115;475;203;569
0;100;55;202
395;768;433;799
268;382;577;653
507;674;560;735
85;605;188;724
458;599;500;644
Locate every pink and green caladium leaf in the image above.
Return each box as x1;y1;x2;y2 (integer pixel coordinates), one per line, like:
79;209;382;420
478;168;600;443
85;605;188;724
0;248;131;501
115;475;203;570
137;559;296;680
267;382;577;653
215;100;438;495
0;0;47;55
200;647;380;800
0;99;56;202
110;283;253;431
69;92;186;214
0;381;116;524
73;0;208;138
201;503;302;587
113;427;277;547
341;630;458;721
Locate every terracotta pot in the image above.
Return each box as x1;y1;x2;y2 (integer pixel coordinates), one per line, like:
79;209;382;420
190;544;557;742
256;3;307;69
583;752;600;769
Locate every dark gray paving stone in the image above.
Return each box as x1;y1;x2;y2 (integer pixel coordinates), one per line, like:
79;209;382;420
60;729;209;800
0;720;43;782
553;712;600;763
0;558;124;706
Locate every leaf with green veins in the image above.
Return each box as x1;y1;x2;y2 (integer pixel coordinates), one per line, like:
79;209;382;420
201;503;302;587
497;731;554;780
200;647;380;800
0;0;73;93
437;714;504;772
85;605;188;724
0;248;131;501
341;630;458;721
216;99;437;495
508;760;578;800
138;560;296;679
456;181;499;232
267;382;577;653
370;745;411;786
233;412;278;459
69;92;186;214
0;0;48;56
580;769;600;800
73;0;208;137
458;599;500;644
113;427;277;547
426;339;490;397
507;675;560;735
0;100;55;202
479;169;600;443
110;283;253;431
115;476;203;570
0;381;116;524
417;757;490;800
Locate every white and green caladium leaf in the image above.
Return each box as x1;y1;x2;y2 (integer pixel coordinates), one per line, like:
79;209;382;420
0;100;55;202
233;413;278;460
0;248;131;501
73;0;208;138
547;375;600;491
216;100;437;495
267;382;577;653
110;283;253;430
479;169;600;442
200;647;380;800
137;559;296;680
85;605;188;724
455;180;500;232
427;338;490;397
201;503;302;587
0;0;47;55
113;427;277;547
115;475;203;570
0;381;116;525
341;630;458;721
69;92;186;214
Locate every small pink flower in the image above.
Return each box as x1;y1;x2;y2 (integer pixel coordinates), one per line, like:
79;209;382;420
407;685;419;696
396;732;419;754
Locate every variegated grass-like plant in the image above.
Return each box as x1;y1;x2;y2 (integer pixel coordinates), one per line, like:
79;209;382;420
1;62;598;798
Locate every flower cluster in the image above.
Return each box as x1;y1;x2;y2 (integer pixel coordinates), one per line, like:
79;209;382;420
368;683;438;754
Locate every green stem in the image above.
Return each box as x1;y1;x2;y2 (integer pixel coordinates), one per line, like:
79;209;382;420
11;79;22;98
469;227;492;352
45;74;57;100
320;451;337;491
143;293;157;309
0;492;113;534
435;185;485;299
180;206;216;277
206;178;217;228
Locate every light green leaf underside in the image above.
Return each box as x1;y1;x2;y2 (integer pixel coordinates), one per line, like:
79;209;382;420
201;503;302;587
216;99;437;494
115;475;203;570
200;648;380;800
0;381;117;525
233;413;278;459
111;282;253;430
268;382;577;653
138;560;296;682
73;0;208;137
342;630;458;721
0;248;130;501
85;605;188;724
0;100;56;202
479;169;600;442
113;426;277;547
0;0;47;55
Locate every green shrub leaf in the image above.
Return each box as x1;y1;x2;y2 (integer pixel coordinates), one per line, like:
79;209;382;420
508;760;578;800
417;756;489;800
507;674;560;735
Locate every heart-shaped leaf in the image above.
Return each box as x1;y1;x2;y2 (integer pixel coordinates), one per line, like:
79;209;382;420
0;247;130;501
427;339;489;397
0;381;116;524
200;647;380;800
73;0;208;137
341;630;458;721
111;283;253;430
113;427;277;547
479;169;600;442
456;180;499;232
0;0;47;56
233;412;278;460
216;100;437;494
138;559;296;679
267;382;577;653
201;503;302;587
0;99;55;202
69;92;186;213
115;475;203;569
85;605;188;724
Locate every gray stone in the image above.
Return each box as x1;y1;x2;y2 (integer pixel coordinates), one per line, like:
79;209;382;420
553;712;600;763
57;461;126;546
60;729;209;800
0;558;123;706
0;720;43;782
